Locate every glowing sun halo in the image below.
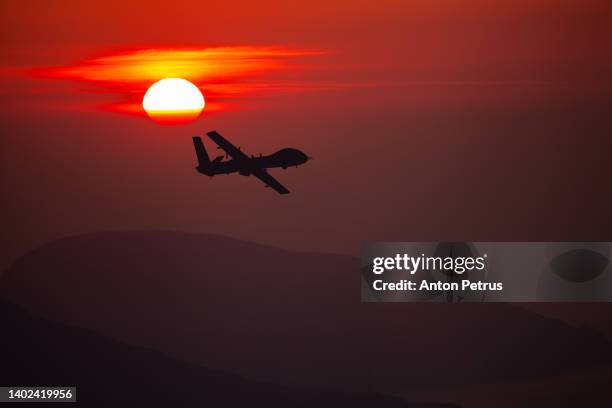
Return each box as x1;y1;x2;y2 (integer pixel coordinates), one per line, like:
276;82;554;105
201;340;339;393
142;78;205;125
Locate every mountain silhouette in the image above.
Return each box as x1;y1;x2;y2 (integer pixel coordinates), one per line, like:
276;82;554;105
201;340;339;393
1;231;611;394
1;300;458;408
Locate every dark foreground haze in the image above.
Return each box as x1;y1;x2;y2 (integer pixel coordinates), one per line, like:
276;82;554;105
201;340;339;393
2;231;612;407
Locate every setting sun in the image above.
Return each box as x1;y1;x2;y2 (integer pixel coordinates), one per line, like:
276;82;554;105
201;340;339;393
142;78;205;125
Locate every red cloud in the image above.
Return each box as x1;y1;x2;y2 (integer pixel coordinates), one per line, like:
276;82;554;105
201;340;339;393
31;46;326;117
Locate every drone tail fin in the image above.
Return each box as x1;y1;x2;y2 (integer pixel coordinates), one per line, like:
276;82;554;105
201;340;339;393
193;136;211;168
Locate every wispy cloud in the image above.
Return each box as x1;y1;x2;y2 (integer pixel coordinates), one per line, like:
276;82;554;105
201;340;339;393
29;46;328;116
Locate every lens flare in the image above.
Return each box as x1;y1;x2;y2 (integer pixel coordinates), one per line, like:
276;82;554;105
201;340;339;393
142;78;204;125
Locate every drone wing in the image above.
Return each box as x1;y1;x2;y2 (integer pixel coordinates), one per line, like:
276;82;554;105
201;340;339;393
207;131;249;160
252;169;290;194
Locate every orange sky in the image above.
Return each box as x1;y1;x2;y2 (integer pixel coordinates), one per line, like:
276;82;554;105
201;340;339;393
1;0;612;270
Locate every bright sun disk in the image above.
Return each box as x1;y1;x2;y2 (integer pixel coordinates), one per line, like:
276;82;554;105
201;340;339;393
143;78;205;125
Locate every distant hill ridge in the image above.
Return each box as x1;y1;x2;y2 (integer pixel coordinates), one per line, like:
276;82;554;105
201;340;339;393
1;231;611;393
